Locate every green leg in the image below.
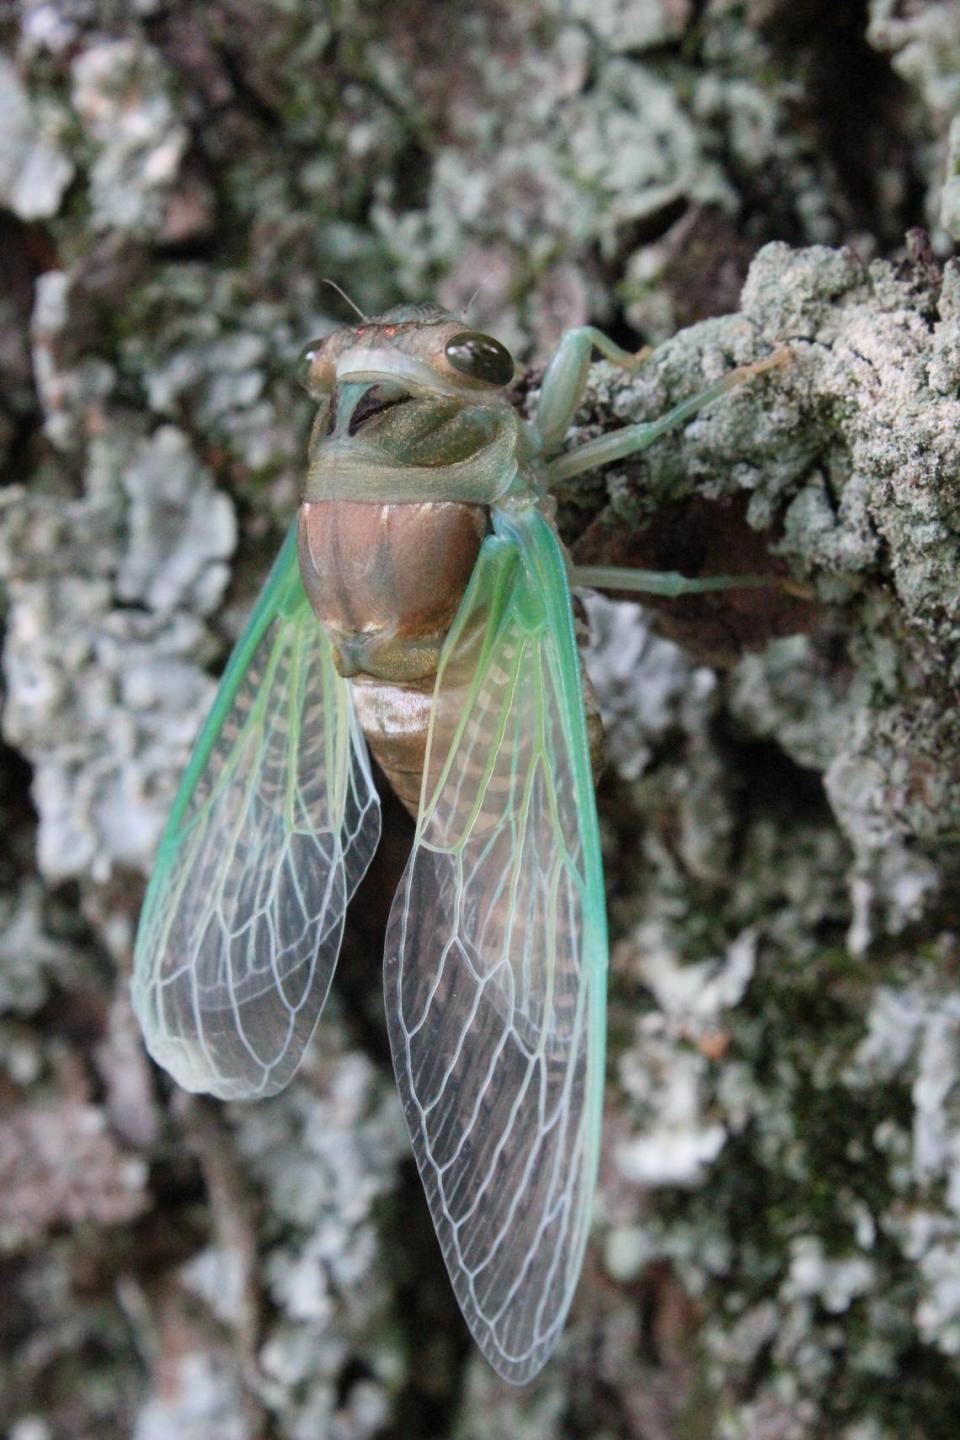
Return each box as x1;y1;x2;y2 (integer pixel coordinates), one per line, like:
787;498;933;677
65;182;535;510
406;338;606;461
546;351;788;485
532;326;650;457
571;565;778;598
533;335;791;597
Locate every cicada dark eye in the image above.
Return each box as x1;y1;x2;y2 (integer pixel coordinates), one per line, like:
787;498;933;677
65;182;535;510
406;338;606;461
297;338;327;394
445;332;515;385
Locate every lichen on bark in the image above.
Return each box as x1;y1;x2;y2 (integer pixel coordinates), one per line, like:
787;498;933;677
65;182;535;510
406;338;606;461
3;2;960;1438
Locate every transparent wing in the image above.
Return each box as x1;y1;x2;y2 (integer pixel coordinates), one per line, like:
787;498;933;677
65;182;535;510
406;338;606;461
385;505;607;1384
133;523;380;1101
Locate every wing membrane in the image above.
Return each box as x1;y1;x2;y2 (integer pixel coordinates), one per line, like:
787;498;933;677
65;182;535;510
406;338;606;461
133;523;380;1100
385;506;607;1383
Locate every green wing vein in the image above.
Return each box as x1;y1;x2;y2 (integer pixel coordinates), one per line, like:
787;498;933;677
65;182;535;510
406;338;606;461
133;523;381;1100
385;505;607;1384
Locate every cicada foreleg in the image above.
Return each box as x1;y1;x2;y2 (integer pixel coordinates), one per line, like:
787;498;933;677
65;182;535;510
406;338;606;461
530;326;651;457
533;330;792;596
542;346;789;485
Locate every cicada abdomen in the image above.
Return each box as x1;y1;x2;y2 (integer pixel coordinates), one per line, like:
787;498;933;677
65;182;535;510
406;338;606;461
298;495;488;812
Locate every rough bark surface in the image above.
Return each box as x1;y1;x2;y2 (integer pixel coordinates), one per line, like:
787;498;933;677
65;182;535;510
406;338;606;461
2;2;960;1437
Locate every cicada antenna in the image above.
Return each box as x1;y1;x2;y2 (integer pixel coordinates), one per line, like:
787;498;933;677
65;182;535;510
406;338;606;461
321;278;370;322
463;270;497;323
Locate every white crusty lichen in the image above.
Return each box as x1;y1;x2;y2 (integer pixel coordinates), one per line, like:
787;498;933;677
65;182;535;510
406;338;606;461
70;38;191;238
582;593;716;782
871;0;960;246
0;424;234;879
0;54;73;220
117;427;236;618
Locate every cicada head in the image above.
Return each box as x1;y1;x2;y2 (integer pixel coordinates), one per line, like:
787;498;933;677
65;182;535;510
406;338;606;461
296;304;523;683
298;302;515;402
297;305;520;505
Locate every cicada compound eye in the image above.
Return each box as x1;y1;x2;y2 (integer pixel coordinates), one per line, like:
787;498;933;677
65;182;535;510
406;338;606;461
297;337;332;397
444;331;515;386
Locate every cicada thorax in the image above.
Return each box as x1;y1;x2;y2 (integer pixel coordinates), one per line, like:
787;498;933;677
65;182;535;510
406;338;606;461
298;499;487;682
298;496;489;813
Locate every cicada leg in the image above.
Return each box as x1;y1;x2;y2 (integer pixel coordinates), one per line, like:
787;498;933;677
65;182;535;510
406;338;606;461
530;325;651;457
569;566;779;597
542;347;789;485
532;329;792;596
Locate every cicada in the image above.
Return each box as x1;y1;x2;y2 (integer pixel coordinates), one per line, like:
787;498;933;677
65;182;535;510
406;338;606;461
132;303;781;1383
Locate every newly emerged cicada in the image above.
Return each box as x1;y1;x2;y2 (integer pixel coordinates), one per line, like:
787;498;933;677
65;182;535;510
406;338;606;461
132;303;782;1382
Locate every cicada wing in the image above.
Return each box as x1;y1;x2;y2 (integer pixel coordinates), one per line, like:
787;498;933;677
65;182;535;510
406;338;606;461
384;506;607;1384
133;523;381;1101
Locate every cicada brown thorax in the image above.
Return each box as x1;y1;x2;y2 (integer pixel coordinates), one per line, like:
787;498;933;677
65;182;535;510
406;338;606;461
298;497;489;814
297;499;487;683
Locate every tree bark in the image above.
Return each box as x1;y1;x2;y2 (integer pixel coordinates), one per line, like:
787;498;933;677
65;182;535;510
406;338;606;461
2;3;960;1437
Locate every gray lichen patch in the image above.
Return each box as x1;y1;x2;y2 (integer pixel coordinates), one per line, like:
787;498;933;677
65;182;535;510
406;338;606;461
117;427;236;618
0;54;74;221
868;0;960;244
70;37;206;242
228;1025;409;1434
0;471;229;880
